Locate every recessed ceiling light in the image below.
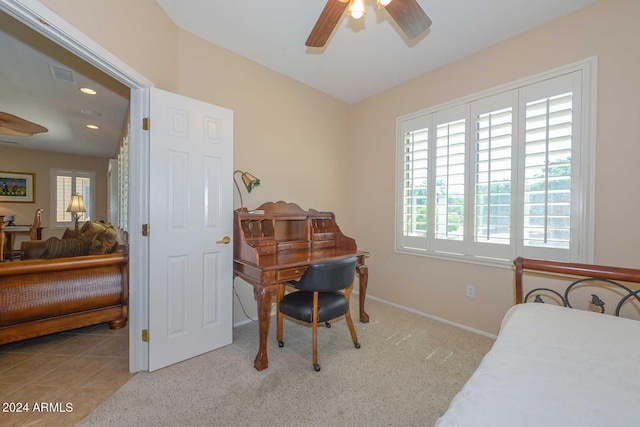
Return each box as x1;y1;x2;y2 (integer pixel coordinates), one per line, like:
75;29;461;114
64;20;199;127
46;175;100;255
86;124;99;130
80;87;97;95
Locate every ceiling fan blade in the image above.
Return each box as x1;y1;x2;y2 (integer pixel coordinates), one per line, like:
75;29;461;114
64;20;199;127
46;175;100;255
0;112;48;136
306;0;350;48
0;127;32;137
385;0;432;40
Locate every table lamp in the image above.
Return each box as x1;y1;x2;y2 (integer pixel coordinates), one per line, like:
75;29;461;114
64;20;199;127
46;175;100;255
66;194;86;230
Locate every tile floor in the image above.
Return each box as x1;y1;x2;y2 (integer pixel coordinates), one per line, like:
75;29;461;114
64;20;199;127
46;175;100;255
0;323;134;427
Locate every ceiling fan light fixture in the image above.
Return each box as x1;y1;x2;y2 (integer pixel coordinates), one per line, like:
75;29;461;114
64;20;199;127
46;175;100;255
305;0;430;48
347;0;366;19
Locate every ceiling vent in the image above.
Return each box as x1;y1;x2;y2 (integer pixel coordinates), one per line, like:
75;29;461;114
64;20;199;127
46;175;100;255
49;64;75;83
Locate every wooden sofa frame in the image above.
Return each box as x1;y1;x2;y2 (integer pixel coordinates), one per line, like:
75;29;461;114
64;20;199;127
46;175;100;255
0;251;129;345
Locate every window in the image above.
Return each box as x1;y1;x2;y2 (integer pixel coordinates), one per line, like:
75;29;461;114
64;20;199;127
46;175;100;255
50;168;95;229
396;59;595;265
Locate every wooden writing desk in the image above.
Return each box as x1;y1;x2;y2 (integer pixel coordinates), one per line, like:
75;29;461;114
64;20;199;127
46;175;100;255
0;213;43;261
233;201;369;371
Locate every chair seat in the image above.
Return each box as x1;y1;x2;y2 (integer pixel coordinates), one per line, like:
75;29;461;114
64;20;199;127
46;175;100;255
279;291;348;323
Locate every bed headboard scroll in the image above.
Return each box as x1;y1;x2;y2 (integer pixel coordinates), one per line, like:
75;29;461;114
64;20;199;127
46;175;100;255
514;257;640;317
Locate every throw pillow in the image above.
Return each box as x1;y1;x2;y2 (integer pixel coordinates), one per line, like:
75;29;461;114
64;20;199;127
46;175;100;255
89;226;119;255
41;236;91;259
62;228;81;239
80;220;107;237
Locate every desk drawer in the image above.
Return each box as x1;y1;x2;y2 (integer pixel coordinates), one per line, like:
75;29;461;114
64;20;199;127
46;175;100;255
277;266;307;281
257;246;275;255
311;240;335;249
247;238;275;247
277;241;309;251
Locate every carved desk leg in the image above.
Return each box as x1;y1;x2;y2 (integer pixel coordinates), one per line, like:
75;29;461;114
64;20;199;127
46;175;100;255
253;285;277;371
357;258;369;323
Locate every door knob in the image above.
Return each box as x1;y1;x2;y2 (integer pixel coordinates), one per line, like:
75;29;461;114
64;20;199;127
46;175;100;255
216;236;231;245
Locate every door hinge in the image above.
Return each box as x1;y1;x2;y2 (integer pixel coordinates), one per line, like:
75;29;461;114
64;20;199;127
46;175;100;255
142;329;150;342
142;117;150;130
142;223;150;236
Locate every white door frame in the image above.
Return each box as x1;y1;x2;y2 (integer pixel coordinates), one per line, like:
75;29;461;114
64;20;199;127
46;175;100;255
0;0;153;371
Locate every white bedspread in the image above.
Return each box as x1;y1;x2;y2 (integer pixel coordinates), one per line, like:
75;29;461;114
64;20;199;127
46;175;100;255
436;303;640;427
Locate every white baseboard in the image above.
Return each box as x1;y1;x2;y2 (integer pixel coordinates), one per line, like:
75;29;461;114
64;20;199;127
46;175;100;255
233;318;253;327
233;307;276;328
233;291;498;339
356;292;498;340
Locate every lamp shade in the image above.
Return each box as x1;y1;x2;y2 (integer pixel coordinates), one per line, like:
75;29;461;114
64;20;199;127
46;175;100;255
347;0;366;19
66;194;86;213
240;172;260;193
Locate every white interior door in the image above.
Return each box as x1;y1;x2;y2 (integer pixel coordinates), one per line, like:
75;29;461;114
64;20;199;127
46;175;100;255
148;88;233;371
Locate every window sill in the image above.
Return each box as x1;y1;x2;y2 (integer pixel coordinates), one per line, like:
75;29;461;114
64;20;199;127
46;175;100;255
395;247;514;269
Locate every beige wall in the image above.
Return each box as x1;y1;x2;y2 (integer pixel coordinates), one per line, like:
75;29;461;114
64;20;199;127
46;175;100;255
38;0;639;333
174;30;351;216
348;0;640;334
0;146;109;242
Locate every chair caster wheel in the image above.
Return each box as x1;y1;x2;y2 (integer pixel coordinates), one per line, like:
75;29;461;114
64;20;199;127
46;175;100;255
354;342;361;349
325;322;331;328
278;340;284;347
313;364;321;372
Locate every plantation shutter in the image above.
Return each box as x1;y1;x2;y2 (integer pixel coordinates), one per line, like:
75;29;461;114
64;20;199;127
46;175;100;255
395;64;591;265
470;90;517;260
398;115;431;251
56;175;73;222
518;71;581;261
75;176;92;221
433;104;468;254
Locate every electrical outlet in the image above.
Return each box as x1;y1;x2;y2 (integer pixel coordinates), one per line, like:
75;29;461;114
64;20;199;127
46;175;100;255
466;284;475;298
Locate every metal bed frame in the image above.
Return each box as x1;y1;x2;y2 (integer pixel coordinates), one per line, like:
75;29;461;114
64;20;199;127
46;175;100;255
514;257;640;317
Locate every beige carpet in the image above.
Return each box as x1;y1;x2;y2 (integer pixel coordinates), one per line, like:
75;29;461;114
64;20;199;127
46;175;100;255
78;299;494;427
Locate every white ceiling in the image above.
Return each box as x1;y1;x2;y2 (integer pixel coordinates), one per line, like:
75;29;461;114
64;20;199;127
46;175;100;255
0;10;129;158
1;1;598;158
156;0;598;104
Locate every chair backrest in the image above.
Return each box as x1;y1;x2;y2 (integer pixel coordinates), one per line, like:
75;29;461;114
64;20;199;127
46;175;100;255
294;256;357;292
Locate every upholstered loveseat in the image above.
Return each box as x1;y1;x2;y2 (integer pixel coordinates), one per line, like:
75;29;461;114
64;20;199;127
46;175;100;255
0;221;128;345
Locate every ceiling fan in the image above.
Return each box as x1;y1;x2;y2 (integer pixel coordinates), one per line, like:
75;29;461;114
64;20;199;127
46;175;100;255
306;0;432;48
0;112;48;137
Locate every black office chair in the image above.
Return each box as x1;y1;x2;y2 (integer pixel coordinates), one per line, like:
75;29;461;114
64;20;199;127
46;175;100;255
276;256;360;371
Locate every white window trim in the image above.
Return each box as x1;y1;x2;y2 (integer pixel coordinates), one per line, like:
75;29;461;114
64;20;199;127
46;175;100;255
395;57;596;268
50;168;96;230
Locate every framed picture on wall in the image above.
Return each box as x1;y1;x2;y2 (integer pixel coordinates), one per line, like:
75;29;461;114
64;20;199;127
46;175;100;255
0;171;35;203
